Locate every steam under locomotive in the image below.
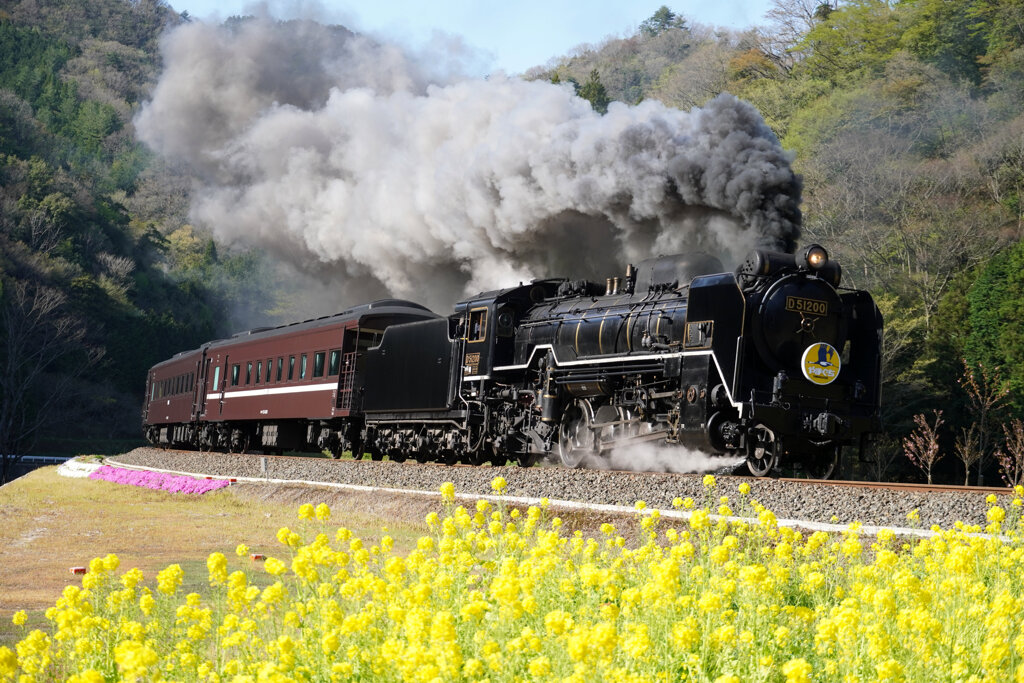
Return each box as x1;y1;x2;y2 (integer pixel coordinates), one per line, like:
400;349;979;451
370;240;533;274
143;244;882;478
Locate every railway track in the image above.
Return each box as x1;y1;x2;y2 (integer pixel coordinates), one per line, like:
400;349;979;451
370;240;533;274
109;447;1018;534
158;446;1016;495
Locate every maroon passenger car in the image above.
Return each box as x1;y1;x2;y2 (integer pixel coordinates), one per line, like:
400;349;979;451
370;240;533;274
142;300;437;453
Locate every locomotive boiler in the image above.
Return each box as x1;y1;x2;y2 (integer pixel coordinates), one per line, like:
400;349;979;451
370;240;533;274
143;244;882;478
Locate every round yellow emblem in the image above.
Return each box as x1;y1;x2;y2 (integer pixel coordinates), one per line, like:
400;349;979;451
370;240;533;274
800;342;841;385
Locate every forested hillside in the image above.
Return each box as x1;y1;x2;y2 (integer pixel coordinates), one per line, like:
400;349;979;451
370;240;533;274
534;1;1024;483
0;0;281;472
1;0;1022;484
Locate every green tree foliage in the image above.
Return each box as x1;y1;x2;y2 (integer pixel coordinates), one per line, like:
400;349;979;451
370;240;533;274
640;6;686;37
965;239;1024;416
899;0;988;84
0;4;284;453
795;0;904;84
578;69;610;113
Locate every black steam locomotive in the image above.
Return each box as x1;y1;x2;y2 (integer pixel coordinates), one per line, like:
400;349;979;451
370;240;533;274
144;244;881;478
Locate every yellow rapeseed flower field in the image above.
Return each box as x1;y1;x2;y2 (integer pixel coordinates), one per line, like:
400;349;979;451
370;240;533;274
2;480;1023;682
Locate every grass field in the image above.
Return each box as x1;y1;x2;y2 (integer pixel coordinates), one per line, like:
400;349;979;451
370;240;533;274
0;464;434;646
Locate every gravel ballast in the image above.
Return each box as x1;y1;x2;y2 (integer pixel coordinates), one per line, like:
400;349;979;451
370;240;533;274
109;448;1012;531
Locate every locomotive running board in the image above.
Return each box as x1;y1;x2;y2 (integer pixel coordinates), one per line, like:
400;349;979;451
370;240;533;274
492;344;742;414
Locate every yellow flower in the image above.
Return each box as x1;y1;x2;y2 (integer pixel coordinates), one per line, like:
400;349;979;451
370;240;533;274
634;500;647;511
491;476;508;493
782;658;813;683
156;564;183;595
120;567;144;589
11;611;27;627
315;502;331;521
264;557;288;576
703;474;716;488
207;552;228;586
528;655;551;676
738;482;751;496
1;651;18;675
298;503;314;520
235;543;249;557
114;640;158;679
440;481;455;503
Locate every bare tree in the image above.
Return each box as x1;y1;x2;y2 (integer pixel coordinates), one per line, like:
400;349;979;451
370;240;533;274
755;0;837;72
650;40;733;109
904;410;944;485
0;280;102;483
954;424;982;486
997;418;1024;487
959;360;1009;485
864;433;901;482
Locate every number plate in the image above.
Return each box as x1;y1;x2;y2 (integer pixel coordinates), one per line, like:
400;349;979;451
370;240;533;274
786;296;828;316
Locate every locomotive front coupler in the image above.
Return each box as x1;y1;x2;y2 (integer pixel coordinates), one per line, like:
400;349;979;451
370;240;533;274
804;411;844;438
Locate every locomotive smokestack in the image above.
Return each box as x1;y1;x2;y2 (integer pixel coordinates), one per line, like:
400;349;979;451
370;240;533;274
612;277;621;296
605;278;613;296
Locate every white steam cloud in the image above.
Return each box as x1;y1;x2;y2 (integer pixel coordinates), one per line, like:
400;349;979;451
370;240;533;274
602;443;743;475
136;17;801;311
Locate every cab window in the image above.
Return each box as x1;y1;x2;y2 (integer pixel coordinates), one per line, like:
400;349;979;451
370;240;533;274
468;308;488;343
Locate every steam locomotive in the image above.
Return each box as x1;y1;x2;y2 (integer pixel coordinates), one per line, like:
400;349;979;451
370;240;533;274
143;244;882;478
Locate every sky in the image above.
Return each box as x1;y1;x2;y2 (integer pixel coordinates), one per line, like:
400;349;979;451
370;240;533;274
175;0;775;75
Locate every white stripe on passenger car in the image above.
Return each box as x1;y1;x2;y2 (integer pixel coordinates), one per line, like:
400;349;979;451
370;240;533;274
210;382;337;400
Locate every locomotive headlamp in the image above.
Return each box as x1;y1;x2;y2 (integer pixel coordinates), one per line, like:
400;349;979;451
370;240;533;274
803;244;829;271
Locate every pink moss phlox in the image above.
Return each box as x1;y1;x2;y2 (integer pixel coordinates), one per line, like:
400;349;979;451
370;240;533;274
89;465;230;494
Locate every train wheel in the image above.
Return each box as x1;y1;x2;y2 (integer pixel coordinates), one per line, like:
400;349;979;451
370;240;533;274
369;447;383;462
516;453;538;467
558;399;595;469
803;445;841;480
746;425;779;477
389;448;408;463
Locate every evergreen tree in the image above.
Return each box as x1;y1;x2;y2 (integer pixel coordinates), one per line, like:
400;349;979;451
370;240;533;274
578;69;610;114
965;239;1024;417
640;6;686;37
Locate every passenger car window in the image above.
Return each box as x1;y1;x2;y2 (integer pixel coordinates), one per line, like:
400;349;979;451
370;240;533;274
313;352;325;378
328;349;341;376
300;354;308;379
255;361;262;384
277;357;283;382
231;364;240;386
288;356;295;380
